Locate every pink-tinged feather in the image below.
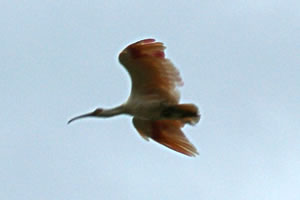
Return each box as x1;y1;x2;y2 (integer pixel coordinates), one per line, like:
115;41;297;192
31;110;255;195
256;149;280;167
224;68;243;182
139;38;156;44
132;118;198;157
153;51;165;58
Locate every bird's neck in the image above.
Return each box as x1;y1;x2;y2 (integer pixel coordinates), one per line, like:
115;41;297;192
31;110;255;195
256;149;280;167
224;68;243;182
99;105;126;117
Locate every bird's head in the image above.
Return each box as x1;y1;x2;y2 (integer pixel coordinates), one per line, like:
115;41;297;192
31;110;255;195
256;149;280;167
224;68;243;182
67;108;103;124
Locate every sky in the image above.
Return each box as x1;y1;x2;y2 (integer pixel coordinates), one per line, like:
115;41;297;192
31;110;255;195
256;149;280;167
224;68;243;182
1;0;300;199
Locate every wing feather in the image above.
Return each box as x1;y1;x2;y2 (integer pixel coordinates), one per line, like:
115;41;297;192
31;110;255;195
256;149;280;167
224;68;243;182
119;39;183;104
132;118;198;157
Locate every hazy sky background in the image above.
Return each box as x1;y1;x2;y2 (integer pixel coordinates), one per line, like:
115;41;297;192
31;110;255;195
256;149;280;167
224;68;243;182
1;1;299;199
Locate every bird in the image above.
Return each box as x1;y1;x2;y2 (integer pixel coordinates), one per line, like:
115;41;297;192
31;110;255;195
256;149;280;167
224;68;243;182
68;38;200;156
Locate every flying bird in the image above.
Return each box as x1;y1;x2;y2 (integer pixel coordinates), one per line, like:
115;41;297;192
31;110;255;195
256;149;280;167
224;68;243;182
68;39;200;156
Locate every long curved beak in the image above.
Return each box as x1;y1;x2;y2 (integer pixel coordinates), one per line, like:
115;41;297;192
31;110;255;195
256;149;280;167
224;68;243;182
67;111;95;124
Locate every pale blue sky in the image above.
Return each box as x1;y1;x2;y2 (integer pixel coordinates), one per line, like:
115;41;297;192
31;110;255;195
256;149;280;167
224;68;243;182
1;1;299;200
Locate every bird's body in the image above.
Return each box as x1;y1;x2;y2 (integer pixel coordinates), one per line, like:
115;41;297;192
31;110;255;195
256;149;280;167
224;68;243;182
69;39;200;156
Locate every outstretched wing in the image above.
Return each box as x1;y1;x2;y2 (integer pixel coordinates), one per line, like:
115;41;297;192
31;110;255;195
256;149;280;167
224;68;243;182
119;39;183;104
132;118;198;157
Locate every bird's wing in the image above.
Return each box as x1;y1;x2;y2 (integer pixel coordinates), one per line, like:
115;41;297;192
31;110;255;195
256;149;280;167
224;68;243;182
119;39;183;104
132;118;198;157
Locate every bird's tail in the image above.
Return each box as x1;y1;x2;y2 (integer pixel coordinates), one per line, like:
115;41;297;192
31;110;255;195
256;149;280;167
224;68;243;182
162;104;200;125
